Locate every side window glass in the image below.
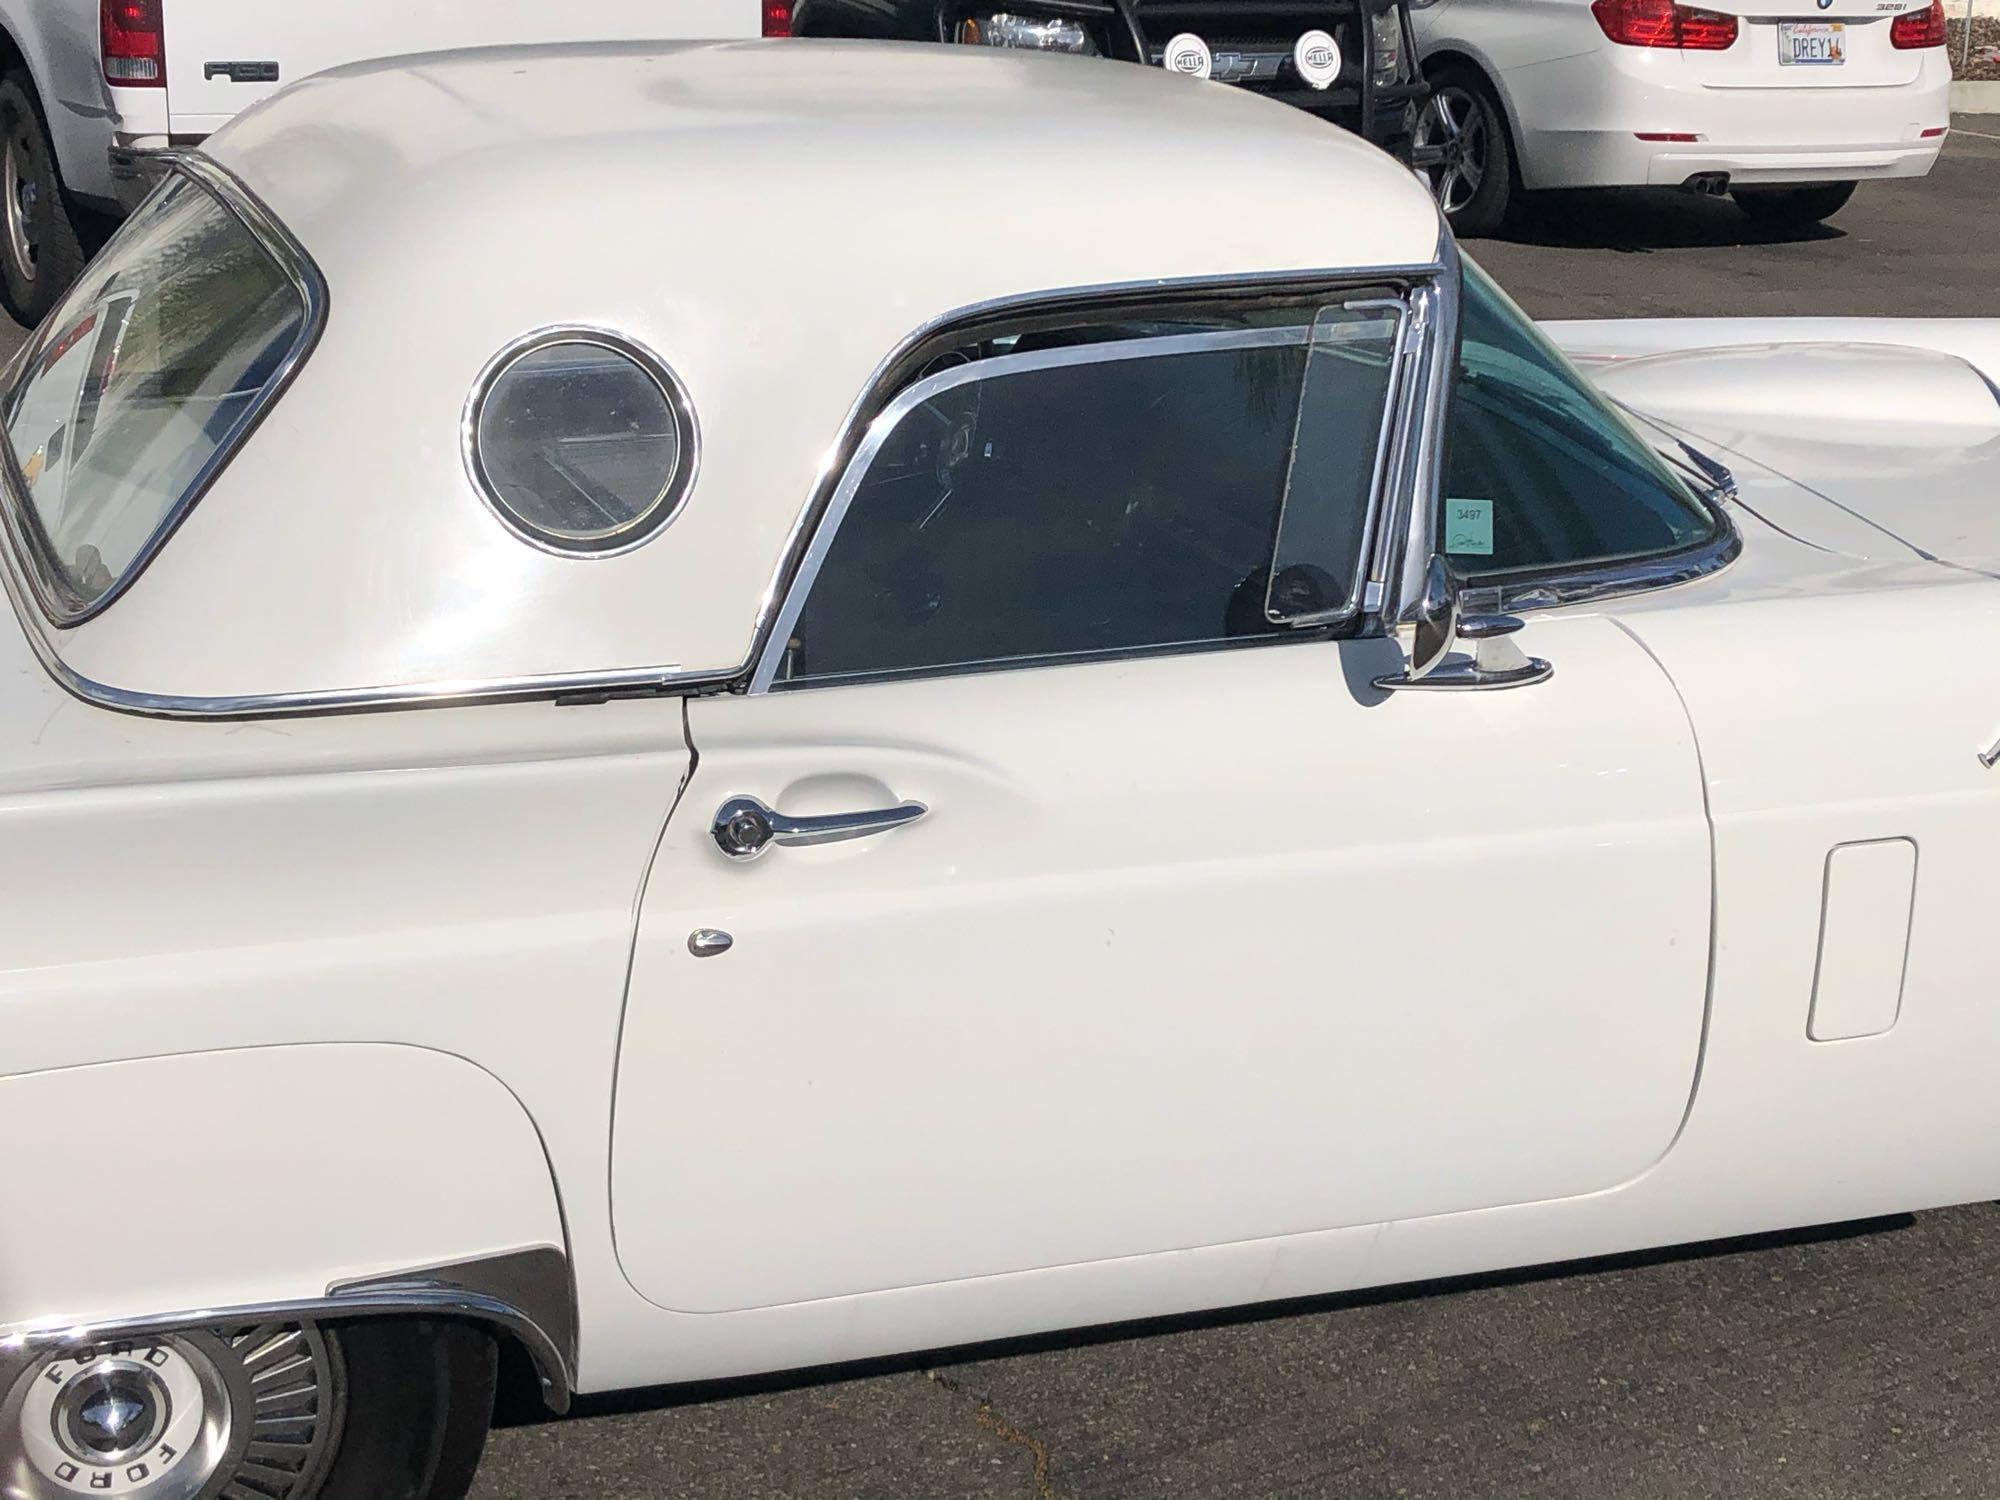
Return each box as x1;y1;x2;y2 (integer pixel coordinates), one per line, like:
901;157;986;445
3;177;310;619
775;303;1405;688
1269;301;1406;624
1441;259;1718;581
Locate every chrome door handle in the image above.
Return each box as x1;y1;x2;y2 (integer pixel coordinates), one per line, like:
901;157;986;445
711;794;928;861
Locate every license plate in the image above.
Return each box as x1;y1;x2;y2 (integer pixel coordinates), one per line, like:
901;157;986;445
1779;21;1845;65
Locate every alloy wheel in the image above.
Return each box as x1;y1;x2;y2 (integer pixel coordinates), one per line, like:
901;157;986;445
1414;84;1489;218
2;122;39;286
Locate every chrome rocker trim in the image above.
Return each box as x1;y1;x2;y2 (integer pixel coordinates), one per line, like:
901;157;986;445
0;1246;578;1414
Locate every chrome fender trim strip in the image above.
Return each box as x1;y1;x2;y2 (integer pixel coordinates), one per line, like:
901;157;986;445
0;1245;577;1414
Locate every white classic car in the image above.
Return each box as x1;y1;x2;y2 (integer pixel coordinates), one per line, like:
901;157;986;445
3;38;1999;1500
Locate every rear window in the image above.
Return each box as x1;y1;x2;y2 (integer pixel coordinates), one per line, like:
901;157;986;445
2;172;311;621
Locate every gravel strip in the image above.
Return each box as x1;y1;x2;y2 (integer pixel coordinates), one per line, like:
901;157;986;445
1948;15;2000;80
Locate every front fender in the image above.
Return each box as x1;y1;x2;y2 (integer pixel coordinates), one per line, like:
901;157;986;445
0;1044;566;1357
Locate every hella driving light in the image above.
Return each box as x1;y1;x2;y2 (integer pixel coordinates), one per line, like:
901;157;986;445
957;12;1100;53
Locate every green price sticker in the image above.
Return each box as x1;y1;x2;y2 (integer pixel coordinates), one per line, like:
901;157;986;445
1445;498;1494;556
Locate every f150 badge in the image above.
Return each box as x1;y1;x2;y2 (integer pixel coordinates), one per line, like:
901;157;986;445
204;60;280;83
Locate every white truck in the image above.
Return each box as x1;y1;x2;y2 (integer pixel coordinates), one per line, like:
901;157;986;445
0;0;777;323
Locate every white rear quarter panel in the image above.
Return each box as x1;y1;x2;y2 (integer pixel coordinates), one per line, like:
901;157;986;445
0;1046;565;1333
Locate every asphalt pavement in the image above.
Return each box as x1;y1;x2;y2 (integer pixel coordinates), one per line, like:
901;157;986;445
1473;116;2000;321
7;123;1997;1500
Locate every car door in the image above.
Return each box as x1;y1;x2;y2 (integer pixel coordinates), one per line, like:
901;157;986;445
1407;0;1458;46
610;284;1713;1315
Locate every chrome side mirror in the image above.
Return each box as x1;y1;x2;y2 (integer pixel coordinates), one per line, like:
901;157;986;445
1375;556;1554;693
1406;553;1459;682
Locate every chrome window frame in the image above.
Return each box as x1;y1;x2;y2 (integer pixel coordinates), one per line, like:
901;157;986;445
0;151;328;628
0;259;1445;722
748;281;1433;695
0;225;1732;724
1457;511;1742;617
461;326;700;559
1368;239;1456;633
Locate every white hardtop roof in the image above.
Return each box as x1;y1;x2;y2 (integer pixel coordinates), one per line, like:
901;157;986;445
59;41;1445;707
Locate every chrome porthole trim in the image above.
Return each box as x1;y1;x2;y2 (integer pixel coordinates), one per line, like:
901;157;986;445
461;326;701;560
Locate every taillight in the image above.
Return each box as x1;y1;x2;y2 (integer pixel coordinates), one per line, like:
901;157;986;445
1591;0;1739;49
100;0;164;85
762;0;792;36
1890;0;1946;48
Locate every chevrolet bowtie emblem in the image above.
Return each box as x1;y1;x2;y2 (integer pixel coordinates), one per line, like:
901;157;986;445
1209;50;1283;82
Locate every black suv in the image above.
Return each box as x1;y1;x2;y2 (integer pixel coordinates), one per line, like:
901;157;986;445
793;1;1434;169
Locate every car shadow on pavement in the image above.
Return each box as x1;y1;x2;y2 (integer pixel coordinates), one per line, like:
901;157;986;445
496;1211;1914;1429
1475;189;1849;254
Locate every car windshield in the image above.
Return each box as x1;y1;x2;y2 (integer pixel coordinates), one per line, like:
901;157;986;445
1442;257;1721;581
2;173;308;619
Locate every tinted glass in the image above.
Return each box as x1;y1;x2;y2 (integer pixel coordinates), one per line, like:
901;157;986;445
472;340;690;551
4;178;306;614
1440;260;1717;580
776;312;1401;688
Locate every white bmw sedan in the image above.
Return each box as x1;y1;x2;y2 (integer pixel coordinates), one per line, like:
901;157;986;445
1411;0;1953;232
1;37;1999;1500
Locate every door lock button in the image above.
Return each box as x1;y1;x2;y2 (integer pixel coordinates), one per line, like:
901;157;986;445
714;803;775;859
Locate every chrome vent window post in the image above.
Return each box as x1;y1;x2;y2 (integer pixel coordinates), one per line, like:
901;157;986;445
1375;222;1462;634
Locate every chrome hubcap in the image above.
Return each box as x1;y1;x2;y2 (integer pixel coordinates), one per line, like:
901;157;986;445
1415;85;1489;218
3;1325;342;1500
2;127;37;284
58;1364;172;1468
7;1338;229;1500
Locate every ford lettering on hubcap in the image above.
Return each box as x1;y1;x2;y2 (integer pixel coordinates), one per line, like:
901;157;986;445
2;1326;342;1500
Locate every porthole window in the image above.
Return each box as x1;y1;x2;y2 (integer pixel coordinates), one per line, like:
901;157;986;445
465;331;697;554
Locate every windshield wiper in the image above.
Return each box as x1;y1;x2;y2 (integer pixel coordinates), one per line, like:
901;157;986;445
1668;438;1738;505
1606;394;1738;505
